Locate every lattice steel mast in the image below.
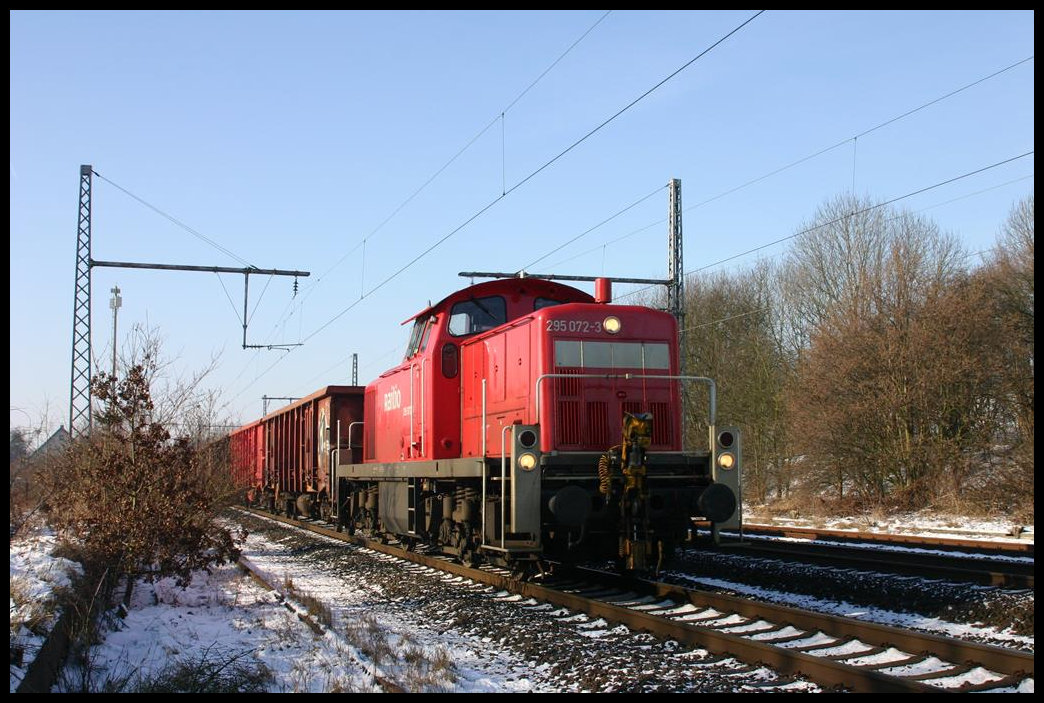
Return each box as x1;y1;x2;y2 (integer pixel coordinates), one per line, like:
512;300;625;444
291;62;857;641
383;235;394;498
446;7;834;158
69;165;94;437
69;164;310;437
667;178;685;439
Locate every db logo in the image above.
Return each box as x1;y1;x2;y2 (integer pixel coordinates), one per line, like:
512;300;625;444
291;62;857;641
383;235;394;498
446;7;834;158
383;386;402;411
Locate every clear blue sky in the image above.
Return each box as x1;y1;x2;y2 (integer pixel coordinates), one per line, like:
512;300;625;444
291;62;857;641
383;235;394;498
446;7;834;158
10;10;1034;437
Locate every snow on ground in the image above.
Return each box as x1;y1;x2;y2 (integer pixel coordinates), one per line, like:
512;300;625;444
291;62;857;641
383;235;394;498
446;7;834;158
58;562;381;693
10;523;558;693
664;572;1035;651
9;528;83;690
9;511;1035;693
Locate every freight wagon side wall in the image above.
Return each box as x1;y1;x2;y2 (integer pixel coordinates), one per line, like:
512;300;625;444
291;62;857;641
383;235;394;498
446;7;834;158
261;388;366;497
266;401;314;495
229;422;264;490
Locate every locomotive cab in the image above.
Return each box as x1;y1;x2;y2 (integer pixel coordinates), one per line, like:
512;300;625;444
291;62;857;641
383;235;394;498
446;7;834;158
362;278;594;465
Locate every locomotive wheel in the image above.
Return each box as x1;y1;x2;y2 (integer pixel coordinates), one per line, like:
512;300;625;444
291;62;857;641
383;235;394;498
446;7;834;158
509;560;541;581
455;530;479;567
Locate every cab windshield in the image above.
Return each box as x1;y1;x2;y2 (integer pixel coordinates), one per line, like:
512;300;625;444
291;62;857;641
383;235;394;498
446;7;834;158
404;317;434;359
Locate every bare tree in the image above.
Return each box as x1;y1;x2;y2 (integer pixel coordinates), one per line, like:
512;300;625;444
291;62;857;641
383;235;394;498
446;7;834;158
117;323;229;439
779;195;892;352
679;261;794;505
990;195;1034;435
977;195;1034;517
784;195;969;512
45;364;243;610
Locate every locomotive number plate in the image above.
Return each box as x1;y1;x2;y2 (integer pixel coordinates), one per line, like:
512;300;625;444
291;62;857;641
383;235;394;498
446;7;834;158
546;319;602;333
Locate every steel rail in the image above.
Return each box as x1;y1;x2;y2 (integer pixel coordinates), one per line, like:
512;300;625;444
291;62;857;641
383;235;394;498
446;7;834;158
706;540;1034;589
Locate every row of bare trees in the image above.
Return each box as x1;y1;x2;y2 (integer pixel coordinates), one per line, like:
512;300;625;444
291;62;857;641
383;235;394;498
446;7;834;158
678;193;1033;519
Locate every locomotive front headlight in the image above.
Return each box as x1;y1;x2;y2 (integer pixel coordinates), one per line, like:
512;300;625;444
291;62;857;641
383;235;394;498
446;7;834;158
717;452;736;470
603;316;621;334
518;452;538;471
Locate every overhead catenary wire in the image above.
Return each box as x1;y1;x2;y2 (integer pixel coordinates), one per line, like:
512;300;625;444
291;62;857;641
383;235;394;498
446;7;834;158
214;272;244;325
687;55;1034;215
297;342;405;392
225;10;767;405
668;240;1002;336
689;152;1034;275
516;184;667;274
91;170;254;268
664;176;1033;335
537;55;1036;273
255;11;615;349
82;49;1032;337
592;171;1032;302
287;11;614;305
247;274;275;326
298;9;765;344
614;151;1035;303
506;11;766;197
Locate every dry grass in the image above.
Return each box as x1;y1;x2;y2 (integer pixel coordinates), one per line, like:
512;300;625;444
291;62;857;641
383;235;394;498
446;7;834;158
281;583;333;630
340;612;457;692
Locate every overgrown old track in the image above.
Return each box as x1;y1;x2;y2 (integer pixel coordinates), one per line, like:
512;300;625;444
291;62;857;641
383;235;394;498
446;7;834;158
236;508;1035;693
734;523;1033;555
704;537;1034;589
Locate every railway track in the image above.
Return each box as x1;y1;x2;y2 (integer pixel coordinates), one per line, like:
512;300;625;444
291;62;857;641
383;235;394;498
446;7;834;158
236;508;1034;693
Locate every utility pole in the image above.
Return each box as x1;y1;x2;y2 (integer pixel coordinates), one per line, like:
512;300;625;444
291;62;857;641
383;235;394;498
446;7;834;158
667;179;686;444
109;285;122;378
352;353;358;385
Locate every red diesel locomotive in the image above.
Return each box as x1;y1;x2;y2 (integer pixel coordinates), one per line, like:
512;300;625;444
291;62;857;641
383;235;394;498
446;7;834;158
229;276;741;572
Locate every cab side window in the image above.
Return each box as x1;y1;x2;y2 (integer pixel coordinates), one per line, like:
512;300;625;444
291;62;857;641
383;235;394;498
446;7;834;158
448;296;506;336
